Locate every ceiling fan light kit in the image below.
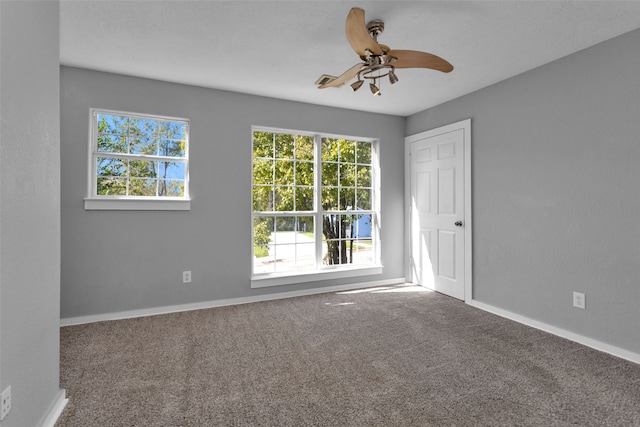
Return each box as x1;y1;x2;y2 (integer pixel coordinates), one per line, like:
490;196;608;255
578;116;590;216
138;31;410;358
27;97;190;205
317;7;453;96
350;79;364;91
369;82;381;96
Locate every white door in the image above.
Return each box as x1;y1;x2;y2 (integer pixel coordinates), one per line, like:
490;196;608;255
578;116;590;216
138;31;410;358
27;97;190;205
408;120;470;300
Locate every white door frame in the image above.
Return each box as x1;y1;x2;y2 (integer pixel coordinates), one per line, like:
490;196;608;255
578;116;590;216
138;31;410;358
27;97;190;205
404;119;472;301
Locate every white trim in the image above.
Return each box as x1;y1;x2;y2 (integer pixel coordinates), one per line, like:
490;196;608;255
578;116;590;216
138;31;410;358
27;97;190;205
60;277;405;326
39;390;68;427
468;299;640;365
251;265;383;288
84;197;191;211
404;119;473;301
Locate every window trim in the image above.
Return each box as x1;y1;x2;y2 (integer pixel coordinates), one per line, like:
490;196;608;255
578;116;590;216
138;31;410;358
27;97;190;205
85;108;191;211
251;265;383;288
251;126;382;287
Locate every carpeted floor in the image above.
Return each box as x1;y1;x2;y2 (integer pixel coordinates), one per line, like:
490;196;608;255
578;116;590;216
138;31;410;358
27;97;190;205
56;284;640;426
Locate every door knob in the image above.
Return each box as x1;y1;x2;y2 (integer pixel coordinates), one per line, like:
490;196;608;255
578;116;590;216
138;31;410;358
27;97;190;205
454;221;463;227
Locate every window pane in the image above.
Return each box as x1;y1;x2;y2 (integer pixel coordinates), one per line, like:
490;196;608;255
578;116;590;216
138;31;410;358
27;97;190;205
254;216;274;246
254;243;276;274
133;118;157;139
253;159;273;185
274;186;294;211
353;214;372;239
357;141;372;164
340;164;356;187
97;134;127;153
273;245;296;273
159;179;185;197
297;216;314;235
321;138;339;162
253;246;273;273
296;161;314;186
296;136;314;161
323;239;343;265
342;215;356;239
357;165;371;187
275;216;296;238
275;133;294;158
295;187;314;211
275;160;294;185
158;139;186;158
161;122;186;141
97;114;128;135
322;162;338;186
294;243;316;271
129;160;157;178
129;137;157;155
356;189;372;210
253;186;273;211
351;238;374;265
97;177;127;195
158;162;185;180
341;140;356;163
129;178;157;196
321;187;339;210
97;157;126;177
340;188;355;210
322;214;340;240
253;132;274;158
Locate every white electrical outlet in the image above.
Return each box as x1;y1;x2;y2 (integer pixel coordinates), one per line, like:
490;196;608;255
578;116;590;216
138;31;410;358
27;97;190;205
182;270;192;284
573;292;586;309
1;385;11;421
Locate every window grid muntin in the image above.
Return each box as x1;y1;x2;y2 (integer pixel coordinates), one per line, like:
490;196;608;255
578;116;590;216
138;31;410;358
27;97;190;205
252;128;378;276
252;131;315;212
319;138;374;266
90;109;189;199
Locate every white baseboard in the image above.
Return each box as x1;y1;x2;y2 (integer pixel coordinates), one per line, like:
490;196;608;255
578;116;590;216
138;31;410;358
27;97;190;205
39;389;68;427
468;299;640;365
60;278;406;326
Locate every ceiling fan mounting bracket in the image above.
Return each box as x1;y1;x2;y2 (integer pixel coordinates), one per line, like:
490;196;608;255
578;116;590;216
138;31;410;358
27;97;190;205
366;19;385;41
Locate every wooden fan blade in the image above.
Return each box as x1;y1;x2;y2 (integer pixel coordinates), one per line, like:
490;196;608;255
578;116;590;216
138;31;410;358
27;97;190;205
387;50;454;73
345;7;382;57
319;63;365;89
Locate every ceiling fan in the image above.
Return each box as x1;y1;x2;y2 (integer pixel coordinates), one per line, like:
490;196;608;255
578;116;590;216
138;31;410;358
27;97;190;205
316;7;453;96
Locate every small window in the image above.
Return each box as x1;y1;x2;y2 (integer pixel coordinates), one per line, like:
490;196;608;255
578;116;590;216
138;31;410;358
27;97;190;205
85;109;190;210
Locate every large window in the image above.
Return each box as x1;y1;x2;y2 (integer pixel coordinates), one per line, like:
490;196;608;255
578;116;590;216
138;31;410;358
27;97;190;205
85;109;190;210
252;128;379;283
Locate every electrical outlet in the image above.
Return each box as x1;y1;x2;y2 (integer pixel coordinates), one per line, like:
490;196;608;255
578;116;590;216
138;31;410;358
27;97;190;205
573;292;586;309
182;270;192;284
1;385;11;421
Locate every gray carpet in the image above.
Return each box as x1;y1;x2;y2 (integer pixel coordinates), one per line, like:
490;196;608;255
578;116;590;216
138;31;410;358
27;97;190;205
56;285;640;426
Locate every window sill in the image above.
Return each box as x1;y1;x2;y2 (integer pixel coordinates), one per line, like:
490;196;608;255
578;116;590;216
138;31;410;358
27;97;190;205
251;265;383;288
84;197;191;211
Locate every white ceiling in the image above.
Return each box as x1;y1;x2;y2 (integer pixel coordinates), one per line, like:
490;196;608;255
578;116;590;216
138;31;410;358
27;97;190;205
60;1;640;117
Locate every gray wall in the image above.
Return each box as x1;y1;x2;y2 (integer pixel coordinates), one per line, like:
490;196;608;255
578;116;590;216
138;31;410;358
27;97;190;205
60;67;405;319
0;2;64;426
407;28;640;354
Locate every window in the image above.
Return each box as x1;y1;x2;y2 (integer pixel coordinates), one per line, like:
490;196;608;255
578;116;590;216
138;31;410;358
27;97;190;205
252;128;380;285
85;109;190;210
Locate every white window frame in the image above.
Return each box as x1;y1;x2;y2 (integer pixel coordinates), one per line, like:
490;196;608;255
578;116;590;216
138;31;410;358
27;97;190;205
85;108;190;211
251;127;382;288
